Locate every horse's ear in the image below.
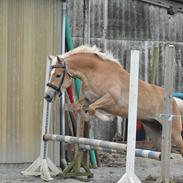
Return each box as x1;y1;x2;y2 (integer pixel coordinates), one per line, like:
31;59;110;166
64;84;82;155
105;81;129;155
57;56;62;63
48;55;53;61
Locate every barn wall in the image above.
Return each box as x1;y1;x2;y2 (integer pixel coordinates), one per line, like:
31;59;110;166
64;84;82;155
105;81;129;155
68;0;183;91
0;0;61;163
69;0;183;42
67;0;183;140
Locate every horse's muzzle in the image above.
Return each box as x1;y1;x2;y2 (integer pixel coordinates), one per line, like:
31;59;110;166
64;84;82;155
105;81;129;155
44;93;53;102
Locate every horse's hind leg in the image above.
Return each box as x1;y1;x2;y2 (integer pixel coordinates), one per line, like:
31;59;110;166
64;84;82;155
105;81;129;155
141;120;162;151
172;119;183;155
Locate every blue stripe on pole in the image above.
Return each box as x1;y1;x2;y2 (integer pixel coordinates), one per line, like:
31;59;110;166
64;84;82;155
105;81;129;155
148;150;158;159
135;149;161;160
173;93;183;99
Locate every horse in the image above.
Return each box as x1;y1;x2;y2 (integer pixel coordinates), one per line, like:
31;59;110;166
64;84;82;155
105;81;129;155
44;45;183;155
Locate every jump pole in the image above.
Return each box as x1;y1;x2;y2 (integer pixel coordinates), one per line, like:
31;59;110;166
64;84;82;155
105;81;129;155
44;134;161;161
80;144;161;160
118;50;141;183
21;57;61;181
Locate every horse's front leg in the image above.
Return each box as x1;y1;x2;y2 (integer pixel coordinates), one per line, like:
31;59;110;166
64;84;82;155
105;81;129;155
87;93;115;122
70;95;90;122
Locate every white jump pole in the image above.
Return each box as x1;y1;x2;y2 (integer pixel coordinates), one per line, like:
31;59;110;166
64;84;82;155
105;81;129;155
118;50;141;183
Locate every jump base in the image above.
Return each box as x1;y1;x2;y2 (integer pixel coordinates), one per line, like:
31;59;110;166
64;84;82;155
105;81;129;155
63;153;93;182
156;177;176;183
118;173;141;183
21;156;61;181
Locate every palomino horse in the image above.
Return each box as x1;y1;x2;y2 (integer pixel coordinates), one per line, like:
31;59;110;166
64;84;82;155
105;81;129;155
45;45;183;155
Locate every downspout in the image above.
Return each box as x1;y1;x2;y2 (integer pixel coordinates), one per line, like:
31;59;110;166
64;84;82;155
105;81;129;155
60;0;67;169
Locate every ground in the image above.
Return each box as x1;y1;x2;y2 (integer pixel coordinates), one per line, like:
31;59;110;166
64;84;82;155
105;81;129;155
1;152;183;183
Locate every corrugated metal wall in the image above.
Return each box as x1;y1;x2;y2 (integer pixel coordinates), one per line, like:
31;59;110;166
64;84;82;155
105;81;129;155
68;0;183;91
0;0;61;163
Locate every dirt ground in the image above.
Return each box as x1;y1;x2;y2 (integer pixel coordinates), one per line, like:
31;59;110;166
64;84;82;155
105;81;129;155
0;152;183;183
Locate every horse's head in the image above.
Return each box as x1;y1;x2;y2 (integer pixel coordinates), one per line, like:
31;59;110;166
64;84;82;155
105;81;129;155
44;56;72;102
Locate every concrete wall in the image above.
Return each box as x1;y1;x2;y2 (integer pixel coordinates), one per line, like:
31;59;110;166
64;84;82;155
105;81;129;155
68;0;183;90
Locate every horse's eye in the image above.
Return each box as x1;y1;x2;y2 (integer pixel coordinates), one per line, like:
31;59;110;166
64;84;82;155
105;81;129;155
56;74;61;78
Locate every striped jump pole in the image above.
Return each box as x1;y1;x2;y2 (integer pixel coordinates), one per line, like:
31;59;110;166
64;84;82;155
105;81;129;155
44;134;127;151
173;92;183;100
79;144;161;160
43;134;161;161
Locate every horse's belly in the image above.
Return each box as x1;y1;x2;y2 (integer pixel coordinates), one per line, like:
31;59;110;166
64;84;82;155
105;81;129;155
103;104;160;122
102;105;128;118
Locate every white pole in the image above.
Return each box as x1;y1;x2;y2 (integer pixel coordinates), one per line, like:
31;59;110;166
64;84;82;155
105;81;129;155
118;50;141;183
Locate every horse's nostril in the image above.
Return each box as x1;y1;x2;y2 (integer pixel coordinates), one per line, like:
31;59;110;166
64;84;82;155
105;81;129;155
44;94;52;102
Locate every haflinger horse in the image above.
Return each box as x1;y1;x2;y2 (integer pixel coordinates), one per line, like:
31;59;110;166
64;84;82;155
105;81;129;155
45;45;183;155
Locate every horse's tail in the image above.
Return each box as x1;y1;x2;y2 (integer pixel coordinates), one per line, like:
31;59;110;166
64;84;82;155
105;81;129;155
174;97;183;119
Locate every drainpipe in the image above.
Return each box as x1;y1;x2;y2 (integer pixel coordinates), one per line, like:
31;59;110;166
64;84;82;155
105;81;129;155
60;0;67;169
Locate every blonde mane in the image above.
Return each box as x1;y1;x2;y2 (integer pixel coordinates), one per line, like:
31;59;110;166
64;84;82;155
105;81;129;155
62;45;121;65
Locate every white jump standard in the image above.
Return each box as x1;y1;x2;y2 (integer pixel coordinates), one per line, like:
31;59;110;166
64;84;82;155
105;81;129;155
118;50;141;183
21;58;61;181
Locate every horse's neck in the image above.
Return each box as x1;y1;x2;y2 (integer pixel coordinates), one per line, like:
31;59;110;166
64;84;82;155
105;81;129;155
70;69;88;86
67;54;97;85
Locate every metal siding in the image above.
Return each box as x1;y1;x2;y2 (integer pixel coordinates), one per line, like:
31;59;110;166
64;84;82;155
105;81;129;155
0;0;61;163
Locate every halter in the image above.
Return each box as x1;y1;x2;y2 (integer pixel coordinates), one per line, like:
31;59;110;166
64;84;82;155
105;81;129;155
47;58;69;95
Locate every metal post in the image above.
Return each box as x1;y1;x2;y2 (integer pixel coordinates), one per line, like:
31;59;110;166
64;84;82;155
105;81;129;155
60;0;67;169
156;45;175;183
118;50;141;183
